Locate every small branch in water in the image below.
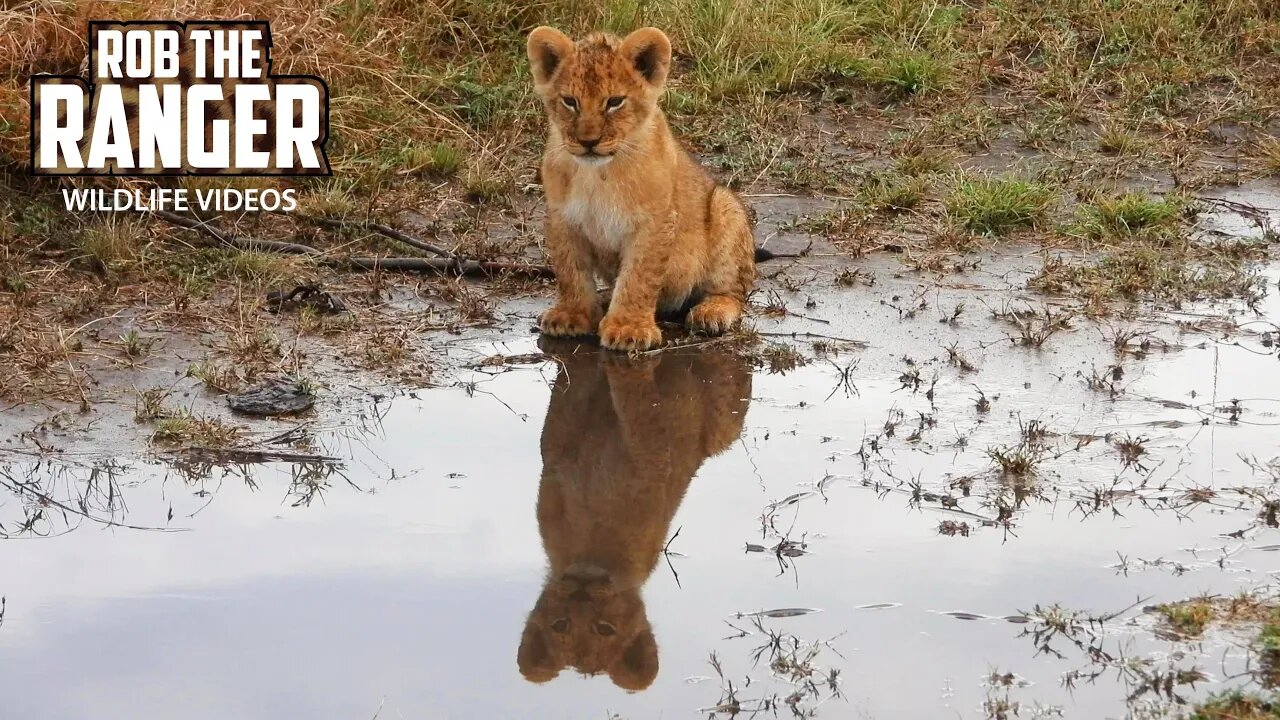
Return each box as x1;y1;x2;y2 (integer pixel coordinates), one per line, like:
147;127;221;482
172;447;343;464
663;525;683;589
758;331;868;346
0;472;188;535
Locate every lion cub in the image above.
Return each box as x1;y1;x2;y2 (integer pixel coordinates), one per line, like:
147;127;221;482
518;340;752;689
527;26;756;351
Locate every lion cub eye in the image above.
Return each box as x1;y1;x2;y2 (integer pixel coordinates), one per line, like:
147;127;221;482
594;621;617;636
605;96;626;112
551;618;570;633
560;96;579;113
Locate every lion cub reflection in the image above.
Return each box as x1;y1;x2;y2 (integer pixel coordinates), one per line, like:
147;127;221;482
518;342;751;690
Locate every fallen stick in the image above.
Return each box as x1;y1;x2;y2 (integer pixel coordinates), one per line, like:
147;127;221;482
154;210;791;282
344;256;556;278
175;446;343;464
153;210;323;256
295;214;457;259
154;209;553;278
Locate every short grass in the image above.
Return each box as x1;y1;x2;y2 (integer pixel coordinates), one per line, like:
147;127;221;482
1073;192;1185;240
946;175;1053;236
1190;691;1280;720
1157;599;1215;637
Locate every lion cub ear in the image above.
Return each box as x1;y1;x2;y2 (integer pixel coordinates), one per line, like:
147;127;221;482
608;627;658;691
518;620;562;683
527;26;574;91
619;27;672;88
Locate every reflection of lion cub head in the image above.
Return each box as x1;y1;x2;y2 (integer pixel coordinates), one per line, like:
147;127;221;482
518;343;751;690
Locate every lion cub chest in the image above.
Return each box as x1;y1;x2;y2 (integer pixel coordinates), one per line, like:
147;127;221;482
559;168;635;255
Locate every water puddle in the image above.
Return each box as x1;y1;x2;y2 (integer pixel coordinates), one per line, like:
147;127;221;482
1;185;1278;718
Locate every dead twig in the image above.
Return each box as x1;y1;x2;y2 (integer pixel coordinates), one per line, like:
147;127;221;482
152;210;323;255
152;210;554;279
296;214;457;259
345;256;555;278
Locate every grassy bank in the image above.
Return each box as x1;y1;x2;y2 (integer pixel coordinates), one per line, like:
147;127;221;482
0;0;1277;400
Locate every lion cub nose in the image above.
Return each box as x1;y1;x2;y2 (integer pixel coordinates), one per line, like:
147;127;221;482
580;138;601;152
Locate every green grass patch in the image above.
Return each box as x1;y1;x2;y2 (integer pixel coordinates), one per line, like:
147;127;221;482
164;248;306;291
875;51;950;96
1157;599;1215;637
406;141;466;177
1074;192;1184;239
862;172;928;212
79;219;146;269
1190;691;1280;719
946;175;1053;235
150;413;239;446
298;181;359;218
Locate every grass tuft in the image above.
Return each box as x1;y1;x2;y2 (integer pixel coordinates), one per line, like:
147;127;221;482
862;172;928;212
946;175;1053;236
987;442;1044;477
150;413;239;446
462;165;512;203
1259;136;1280;176
1157;599;1214;637
1095;124;1144;156
876;52;949;96
1190;691;1280;719
298;183;358;217
80;219;145;269
1075;192;1183;239
406;141;467;177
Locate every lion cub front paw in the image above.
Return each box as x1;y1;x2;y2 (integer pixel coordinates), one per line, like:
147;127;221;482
686;296;743;336
539;305;598;337
599;315;663;352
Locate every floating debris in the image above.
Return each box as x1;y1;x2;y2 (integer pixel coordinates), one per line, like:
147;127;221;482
739;608;823;619
228;379;316;416
939;611;991;621
264;284;347;314
766;491;815;510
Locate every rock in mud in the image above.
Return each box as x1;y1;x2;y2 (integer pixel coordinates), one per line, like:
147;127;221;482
228;379;315;416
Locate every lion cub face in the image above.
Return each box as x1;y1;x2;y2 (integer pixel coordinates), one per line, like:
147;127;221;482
526;26;672;164
519;563;655;691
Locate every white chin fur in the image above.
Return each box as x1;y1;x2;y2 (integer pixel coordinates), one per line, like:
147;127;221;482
574;154;614;167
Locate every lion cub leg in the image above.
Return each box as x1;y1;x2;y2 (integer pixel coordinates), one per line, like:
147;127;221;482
598;219;671;352
687;188;754;335
540;215;602;338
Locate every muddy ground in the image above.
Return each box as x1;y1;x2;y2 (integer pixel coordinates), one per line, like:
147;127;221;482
0;176;1277;719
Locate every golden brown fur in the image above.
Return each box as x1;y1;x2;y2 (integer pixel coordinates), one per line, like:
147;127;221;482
517;341;752;689
527;26;756;351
